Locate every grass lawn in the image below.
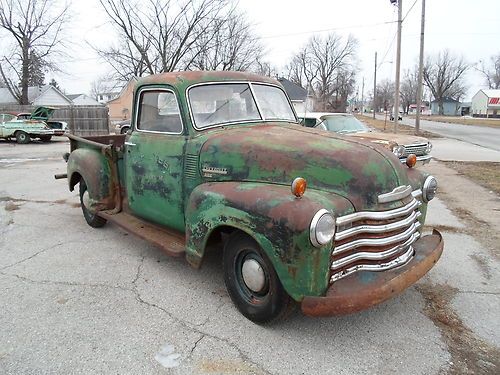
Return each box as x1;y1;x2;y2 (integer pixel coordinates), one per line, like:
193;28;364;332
441;161;500;196
407;115;500;128
356;115;441;138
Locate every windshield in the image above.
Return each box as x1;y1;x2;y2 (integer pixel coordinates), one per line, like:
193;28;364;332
188;83;295;129
320;115;369;134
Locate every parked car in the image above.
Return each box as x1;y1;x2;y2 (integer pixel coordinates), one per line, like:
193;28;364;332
59;71;443;323
16;107;68;136
114;119;131;134
299;112;432;166
0;111;54;143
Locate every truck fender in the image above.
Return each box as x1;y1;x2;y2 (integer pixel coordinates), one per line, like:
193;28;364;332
67;148;115;212
185;181;353;300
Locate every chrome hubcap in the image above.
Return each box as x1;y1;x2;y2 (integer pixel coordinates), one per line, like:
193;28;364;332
241;258;266;293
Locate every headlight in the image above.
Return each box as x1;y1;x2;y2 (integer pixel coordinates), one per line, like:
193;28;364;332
310;209;336;247
422;175;438;202
425;142;433;154
392;145;406;158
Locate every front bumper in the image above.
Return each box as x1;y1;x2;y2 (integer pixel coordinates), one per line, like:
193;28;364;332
301;230;443;316
399;154;432;166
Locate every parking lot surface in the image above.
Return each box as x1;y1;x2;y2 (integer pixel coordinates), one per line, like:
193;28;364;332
1;138;499;374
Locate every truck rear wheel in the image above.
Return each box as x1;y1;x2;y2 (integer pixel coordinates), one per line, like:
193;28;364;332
223;232;292;324
79;180;107;228
15;131;30;144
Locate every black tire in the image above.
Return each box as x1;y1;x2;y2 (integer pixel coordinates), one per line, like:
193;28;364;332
120;126;130;134
79;180;107;228
40;136;52;142
223;232;292;324
15;131;30;144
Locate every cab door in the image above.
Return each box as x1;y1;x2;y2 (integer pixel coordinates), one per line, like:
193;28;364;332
124;88;186;232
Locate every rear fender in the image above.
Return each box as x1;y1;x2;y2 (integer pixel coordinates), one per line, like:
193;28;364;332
67;148;114;212
185;182;353;300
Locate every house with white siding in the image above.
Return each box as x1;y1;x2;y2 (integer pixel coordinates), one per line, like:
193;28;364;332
471;89;500;118
0;85;72;106
67;94;101;106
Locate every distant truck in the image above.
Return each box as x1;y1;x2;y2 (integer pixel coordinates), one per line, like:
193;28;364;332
59;71;443;323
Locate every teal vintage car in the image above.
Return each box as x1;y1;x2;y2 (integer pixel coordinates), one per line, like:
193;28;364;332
0;107;56;143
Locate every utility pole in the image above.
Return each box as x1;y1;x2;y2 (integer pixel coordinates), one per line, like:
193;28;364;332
361;77;365;114
373;51;377;119
415;0;426;135
393;0;403;133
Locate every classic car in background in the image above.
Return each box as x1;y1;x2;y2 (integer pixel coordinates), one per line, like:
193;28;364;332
16;106;68;136
299;112;432;166
0;110;55;143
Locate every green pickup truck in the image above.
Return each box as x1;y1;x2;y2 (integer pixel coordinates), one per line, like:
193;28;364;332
62;71;443;323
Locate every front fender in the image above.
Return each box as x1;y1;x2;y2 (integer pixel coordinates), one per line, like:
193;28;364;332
185;182;353;301
67;148;114;211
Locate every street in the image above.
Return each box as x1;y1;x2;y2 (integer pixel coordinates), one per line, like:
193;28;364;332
0;138;499;374
372;114;500;152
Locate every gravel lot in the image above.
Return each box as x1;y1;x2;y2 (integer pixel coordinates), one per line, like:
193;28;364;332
0;138;499;374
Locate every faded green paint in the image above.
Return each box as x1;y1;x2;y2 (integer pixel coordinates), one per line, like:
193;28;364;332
125;131;187;231
66;70;435;303
185;182;354;299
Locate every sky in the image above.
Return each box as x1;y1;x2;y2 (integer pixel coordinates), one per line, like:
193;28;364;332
11;0;499;101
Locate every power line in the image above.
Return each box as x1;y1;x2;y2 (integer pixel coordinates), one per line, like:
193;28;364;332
260;20;398;39
403;0;419;22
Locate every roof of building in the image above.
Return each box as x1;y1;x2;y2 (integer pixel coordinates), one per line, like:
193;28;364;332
431;97;460;103
0;86;43;104
277;77;307;101
67;94;82;100
481;89;500;97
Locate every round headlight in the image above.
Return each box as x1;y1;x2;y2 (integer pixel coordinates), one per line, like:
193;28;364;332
423;175;438;202
310;209;336;247
392;145;406;158
425;142;433;154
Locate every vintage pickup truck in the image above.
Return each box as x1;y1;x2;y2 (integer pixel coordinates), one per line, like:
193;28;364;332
61;71;443;323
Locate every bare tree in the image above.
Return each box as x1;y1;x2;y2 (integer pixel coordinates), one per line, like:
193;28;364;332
190;12;264;71
477;54;500;89
400;66;418;114
96;0;260;83
423;50;469;115
373;79;394;113
253;59;278;78
0;0;70;104
286;33;358;112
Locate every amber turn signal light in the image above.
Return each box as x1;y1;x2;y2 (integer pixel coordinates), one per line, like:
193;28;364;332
291;177;307;197
406;154;417;168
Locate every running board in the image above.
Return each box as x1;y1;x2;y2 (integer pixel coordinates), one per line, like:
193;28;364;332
98;211;185;257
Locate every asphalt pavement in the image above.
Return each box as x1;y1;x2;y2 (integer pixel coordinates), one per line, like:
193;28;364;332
372;114;500;152
0;138;499;374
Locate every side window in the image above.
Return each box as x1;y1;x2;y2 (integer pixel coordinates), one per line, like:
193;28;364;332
137;90;183;133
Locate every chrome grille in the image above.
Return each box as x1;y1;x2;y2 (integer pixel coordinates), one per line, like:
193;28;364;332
330;188;422;283
403;143;427;156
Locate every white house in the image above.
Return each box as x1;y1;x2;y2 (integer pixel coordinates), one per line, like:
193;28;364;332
0;85;72;106
67;94;101;106
471;89;500;117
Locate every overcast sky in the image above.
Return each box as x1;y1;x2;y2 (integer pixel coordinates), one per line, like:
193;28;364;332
47;0;500;100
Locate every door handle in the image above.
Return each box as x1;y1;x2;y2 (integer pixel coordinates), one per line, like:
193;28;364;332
124;141;136;147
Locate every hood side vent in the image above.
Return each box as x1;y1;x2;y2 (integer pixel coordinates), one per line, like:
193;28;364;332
185;154;199;179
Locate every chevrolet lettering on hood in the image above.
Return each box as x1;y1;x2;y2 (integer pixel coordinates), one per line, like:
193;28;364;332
60;71;443;323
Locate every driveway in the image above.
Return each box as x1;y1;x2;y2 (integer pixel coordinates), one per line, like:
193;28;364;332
1;138;499;374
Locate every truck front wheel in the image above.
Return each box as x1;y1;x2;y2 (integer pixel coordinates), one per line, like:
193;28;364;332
223;232;292;324
79;180;107;228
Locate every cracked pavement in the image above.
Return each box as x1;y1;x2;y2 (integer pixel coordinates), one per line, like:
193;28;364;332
0;138;499;374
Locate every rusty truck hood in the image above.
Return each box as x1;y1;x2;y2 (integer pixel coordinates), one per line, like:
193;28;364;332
349;130;428;146
198;123;411;211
